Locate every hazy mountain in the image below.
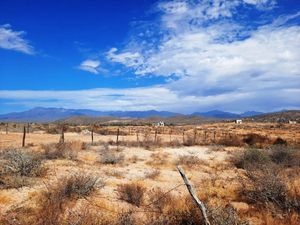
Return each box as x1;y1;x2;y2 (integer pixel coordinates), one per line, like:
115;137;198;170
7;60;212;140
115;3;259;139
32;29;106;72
0;107;180;122
192;110;263;119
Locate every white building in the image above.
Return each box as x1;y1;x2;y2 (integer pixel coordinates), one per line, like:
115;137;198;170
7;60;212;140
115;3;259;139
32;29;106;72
289;120;297;124
153;121;165;127
235;119;243;124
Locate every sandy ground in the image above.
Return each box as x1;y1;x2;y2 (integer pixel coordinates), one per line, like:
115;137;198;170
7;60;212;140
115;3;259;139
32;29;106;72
0;132;235;214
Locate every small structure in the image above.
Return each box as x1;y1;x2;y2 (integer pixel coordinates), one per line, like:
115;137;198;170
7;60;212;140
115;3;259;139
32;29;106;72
235;119;243;124
153;121;165;127
289;120;297;124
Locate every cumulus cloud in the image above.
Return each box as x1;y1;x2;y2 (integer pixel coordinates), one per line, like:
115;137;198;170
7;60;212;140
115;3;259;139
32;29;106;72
105;0;300;112
0;24;34;54
78;59;107;74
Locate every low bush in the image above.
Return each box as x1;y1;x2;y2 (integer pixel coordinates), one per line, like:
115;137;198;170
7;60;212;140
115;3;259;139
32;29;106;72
2;149;43;177
269;146;300;167
239;165;288;210
42;142;79;160
116;182;146;207
243;133;271;148
36;173;103;225
177;155;201;167
232;148;270;169
100;150;124;164
144;169;160;179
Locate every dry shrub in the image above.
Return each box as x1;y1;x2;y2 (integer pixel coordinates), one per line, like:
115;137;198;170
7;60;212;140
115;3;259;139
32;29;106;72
208;205;248;225
116;210;136;225
169;139;182;147
243;133;271;148
183;133;196;146
177;155;201;167
269;146;300;167
2;149;43;177
64;204;110;225
232;148;270;170
144;169;161;179
42;142;80;160
239;165;300;213
146;152;169;166
100;150;124;164
116;182;146;207
146;196;203;225
0;149;45;189
36;173;103;225
217;135;244;147
273;137;288;146
147;187;173;212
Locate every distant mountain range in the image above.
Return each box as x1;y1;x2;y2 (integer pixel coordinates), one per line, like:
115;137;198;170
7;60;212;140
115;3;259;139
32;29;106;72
0;107;292;122
0;107;180;122
192;110;263;119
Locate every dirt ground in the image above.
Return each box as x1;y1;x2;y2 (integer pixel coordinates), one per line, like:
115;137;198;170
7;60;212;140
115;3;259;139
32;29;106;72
0;122;299;224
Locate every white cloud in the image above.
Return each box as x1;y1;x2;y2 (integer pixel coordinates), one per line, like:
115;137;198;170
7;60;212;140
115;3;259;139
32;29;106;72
78;59;107;74
105;0;300;112
0;87;299;113
0;24;34;54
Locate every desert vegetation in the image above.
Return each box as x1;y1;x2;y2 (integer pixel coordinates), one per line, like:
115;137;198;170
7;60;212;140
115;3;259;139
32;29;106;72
0;122;299;224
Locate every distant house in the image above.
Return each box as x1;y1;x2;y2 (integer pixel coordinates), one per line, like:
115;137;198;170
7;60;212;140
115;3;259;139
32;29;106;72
289;120;297;124
235;119;243;124
153;121;165;127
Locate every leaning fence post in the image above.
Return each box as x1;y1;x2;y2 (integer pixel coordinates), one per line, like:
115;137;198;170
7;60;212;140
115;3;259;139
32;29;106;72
22;126;26;147
177;166;211;225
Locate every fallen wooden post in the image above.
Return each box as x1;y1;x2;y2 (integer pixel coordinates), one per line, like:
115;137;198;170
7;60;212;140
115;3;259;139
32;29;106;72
177;165;211;225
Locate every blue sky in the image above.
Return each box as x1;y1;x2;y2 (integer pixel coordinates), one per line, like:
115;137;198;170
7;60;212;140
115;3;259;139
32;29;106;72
0;0;299;114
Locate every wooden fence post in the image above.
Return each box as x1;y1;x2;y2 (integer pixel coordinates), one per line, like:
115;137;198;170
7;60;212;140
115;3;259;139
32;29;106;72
177;166;211;225
91;125;94;144
22;126;26;147
116;128;120;146
6;123;8;134
59;127;65;143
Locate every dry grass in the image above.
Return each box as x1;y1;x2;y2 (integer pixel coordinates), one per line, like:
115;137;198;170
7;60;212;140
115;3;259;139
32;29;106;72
116;182;146;207
144;169;161;179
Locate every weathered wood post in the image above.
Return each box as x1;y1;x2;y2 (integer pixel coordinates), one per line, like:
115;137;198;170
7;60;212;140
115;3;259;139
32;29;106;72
213;131;216;142
59;126;65;143
22;126;26;147
177;166;211;225
91;125;94;144
6;123;8;134
116;127;120;146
